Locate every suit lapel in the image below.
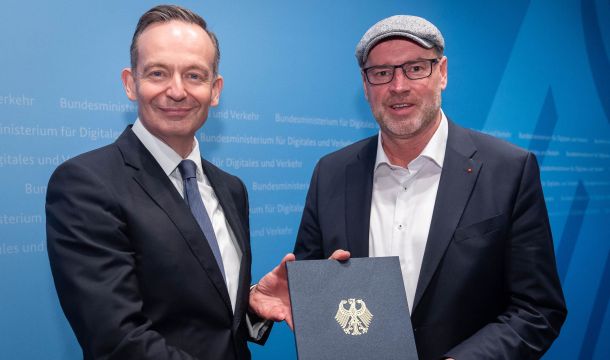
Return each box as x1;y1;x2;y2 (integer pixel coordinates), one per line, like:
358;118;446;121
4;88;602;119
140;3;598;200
345;136;378;258
202;160;248;254
412;121;481;312
201;159;251;329
116;129;233;313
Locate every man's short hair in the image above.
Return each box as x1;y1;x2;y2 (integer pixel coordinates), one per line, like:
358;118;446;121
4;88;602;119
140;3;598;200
130;4;220;75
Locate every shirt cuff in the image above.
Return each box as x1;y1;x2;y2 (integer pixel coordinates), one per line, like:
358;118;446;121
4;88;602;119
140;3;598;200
246;312;272;341
246;284;273;343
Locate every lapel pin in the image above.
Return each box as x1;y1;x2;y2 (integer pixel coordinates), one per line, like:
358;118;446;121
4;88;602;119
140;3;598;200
466;168;472;173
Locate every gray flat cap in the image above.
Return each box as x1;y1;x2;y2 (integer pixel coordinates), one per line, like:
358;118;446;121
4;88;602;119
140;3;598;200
356;15;445;67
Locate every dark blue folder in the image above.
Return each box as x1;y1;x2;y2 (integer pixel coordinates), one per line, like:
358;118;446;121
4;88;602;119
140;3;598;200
287;257;418;360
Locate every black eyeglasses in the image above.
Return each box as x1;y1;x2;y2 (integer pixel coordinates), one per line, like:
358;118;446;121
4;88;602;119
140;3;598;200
363;58;440;85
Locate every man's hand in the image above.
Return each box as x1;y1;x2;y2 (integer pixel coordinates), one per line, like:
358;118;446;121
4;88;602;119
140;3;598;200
329;249;350;261
249;253;296;329
248;249;351;330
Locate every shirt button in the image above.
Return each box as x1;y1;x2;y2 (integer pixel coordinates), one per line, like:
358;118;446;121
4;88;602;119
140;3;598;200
398;224;404;230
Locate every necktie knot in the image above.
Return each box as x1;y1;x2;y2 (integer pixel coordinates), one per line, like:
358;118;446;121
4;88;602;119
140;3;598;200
178;160;198;180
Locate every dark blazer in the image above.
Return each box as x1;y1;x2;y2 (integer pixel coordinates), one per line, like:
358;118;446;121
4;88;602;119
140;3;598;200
46;128;263;360
294;120;567;360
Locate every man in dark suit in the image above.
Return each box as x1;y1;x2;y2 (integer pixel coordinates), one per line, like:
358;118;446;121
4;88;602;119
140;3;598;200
46;5;291;359
293;15;567;359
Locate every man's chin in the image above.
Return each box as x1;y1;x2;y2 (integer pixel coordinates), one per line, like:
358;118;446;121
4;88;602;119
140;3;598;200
378;118;420;137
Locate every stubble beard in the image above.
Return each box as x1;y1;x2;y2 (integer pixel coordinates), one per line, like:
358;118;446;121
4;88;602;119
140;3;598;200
374;91;442;140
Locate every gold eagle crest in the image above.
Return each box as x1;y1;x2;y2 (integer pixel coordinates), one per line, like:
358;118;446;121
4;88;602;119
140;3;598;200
335;298;373;335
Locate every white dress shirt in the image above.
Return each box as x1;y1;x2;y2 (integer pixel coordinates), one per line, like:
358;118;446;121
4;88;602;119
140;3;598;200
369;112;448;313
132;120;242;312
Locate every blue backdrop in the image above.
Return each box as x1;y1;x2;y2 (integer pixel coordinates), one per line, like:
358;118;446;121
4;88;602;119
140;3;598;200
1;0;608;359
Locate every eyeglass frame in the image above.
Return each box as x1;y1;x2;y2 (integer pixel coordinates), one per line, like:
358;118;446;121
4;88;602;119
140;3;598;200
362;58;441;85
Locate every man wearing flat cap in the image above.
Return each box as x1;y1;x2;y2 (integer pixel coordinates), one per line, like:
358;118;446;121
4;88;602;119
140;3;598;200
293;15;567;359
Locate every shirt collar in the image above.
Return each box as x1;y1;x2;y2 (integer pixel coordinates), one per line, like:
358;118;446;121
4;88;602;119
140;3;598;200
132;119;203;177
374;109;448;171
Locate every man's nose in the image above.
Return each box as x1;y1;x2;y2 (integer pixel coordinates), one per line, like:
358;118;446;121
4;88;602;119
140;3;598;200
166;74;187;101
388;67;411;93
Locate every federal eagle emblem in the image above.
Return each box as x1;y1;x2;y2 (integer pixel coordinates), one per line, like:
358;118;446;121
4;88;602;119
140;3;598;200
334;298;373;335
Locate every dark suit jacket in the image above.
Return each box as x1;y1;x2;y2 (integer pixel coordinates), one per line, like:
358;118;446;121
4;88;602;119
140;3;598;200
294;120;567;360
46;128;264;360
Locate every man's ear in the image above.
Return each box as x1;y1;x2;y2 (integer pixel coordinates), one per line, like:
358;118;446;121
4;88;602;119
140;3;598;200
121;68;137;101
361;71;370;101
210;75;224;107
439;56;448;90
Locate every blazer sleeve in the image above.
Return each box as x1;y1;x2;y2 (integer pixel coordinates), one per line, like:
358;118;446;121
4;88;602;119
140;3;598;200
241;176;274;346
46;160;198;360
293;162;325;260
445;153;567;359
